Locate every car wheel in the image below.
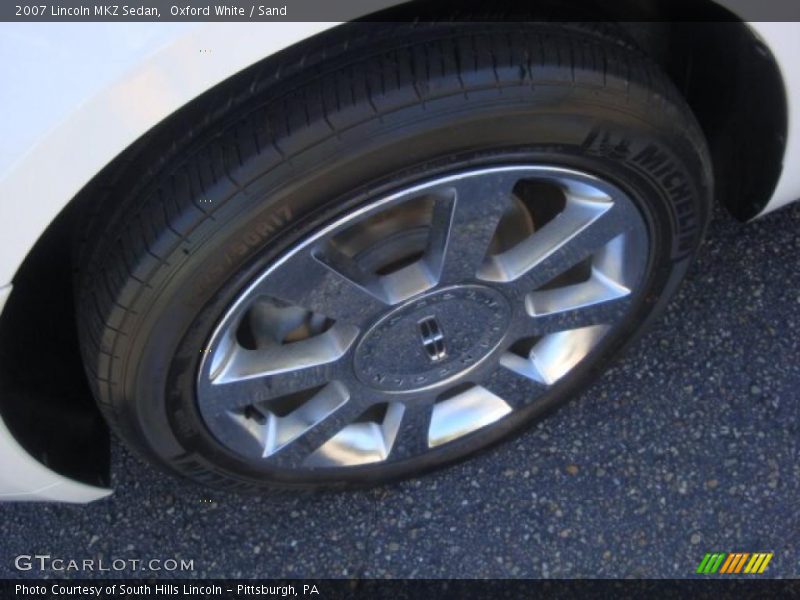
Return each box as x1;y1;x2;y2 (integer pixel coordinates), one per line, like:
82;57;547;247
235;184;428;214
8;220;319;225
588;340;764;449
76;22;712;491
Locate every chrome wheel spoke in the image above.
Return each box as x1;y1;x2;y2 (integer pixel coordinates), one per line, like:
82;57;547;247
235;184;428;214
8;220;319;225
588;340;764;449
203;361;339;415
521;286;633;337
503;324;612;387
268;386;372;467
481;361;548;409
201;380;353;460
387;401;434;460
428;385;513;447
480;188;638;293
428;173;517;285
253;250;389;328
218;324;356;380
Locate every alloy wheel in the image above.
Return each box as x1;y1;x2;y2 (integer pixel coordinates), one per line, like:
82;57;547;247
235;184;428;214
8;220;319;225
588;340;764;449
196;165;649;471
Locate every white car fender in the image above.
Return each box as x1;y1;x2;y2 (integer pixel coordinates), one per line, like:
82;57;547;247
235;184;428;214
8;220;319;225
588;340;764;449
0;22;337;287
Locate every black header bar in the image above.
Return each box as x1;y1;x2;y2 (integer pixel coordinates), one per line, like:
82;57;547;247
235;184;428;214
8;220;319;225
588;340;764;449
5;0;800;23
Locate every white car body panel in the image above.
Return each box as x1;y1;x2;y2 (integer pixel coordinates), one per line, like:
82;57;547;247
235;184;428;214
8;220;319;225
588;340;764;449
748;22;800;214
0;15;797;502
0;22;336;287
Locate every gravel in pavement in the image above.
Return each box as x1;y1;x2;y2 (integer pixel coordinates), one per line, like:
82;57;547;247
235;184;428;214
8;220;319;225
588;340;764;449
1;204;798;579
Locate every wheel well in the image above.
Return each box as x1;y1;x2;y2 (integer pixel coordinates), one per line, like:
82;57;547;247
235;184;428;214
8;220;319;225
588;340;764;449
620;20;786;221
366;0;787;221
0;5;785;484
0;201;110;487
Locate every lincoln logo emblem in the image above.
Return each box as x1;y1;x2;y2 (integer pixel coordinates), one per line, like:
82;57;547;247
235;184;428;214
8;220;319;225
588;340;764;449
418;316;447;362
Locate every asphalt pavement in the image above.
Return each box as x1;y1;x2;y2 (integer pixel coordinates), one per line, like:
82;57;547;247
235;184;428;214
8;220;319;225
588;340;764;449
2;203;799;579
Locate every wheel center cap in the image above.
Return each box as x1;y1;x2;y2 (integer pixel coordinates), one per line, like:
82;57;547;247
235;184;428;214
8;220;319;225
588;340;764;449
354;285;511;392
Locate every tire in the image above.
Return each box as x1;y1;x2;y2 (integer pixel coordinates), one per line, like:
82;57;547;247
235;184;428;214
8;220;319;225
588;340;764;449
76;22;712;492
